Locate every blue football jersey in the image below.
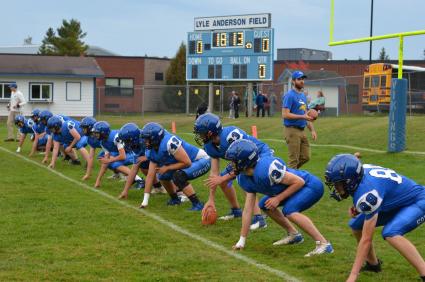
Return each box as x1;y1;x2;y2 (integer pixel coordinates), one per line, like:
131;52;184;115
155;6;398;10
204;126;272;159
145;131;199;166
100;130;124;154
87;136;101;149
19;118;36;134
353;164;425;219
52;120;83;144
237;156;311;196
33;122;46;134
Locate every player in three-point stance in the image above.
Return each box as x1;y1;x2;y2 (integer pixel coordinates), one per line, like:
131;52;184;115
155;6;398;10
91;121;144;189
14;114;47;154
194;113;267;229
46;115;90;169
226;139;333;256
117;123;166;199
325;154;425;282
139;122;209;210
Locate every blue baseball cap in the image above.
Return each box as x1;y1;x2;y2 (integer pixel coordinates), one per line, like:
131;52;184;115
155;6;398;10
8;82;17;88
292;71;307;80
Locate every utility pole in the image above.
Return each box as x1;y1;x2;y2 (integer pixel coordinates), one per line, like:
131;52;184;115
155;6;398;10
369;0;374;63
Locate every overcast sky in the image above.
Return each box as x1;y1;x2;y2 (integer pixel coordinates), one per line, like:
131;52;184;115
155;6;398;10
2;0;424;60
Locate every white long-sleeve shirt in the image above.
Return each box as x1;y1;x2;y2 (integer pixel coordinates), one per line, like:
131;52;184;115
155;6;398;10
9;90;26;112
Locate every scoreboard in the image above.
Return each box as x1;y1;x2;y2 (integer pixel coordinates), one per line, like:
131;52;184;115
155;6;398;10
186;14;274;81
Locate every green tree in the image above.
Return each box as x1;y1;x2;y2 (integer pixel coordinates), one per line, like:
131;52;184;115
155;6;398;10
165;42;186;85
378;47;390;61
39;19;88;56
162;42;187;112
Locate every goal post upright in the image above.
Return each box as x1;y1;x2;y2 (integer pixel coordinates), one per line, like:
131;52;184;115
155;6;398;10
328;0;425;152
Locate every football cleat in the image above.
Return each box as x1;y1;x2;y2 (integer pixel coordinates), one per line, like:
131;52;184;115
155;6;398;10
151;186;167;194
361;259;382;273
134;179;145;190
177;192;189;202
273;232;304;246
219;208;242;220
71;159;81;165
107;173;121;180
167;198;181;206
250;214;267;230
189;202;204;211
304;241;334;257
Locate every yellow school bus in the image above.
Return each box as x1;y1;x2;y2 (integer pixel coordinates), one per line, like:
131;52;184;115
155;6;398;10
363;63;425;111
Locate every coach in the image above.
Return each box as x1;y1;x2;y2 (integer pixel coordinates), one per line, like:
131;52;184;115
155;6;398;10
5;82;26;142
282;71;317;169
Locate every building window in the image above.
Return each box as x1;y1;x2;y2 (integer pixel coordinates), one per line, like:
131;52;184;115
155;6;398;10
0;82;12;99
30;83;53;101
155;72;164;81
347;84;359;104
105;78;134;96
66;82;81;101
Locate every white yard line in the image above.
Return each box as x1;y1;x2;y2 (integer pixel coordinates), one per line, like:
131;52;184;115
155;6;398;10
0;146;300;282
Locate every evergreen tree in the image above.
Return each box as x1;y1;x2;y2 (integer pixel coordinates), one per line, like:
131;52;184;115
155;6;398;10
39;19;88;56
378;47;390;61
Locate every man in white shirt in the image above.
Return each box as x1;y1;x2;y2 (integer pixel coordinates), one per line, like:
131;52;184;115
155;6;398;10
5;82;26;142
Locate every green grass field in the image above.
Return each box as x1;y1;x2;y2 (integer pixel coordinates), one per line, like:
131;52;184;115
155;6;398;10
1;114;425;281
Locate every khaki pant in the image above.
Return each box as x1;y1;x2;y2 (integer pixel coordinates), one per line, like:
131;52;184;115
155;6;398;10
284;126;310;169
7;111;20;139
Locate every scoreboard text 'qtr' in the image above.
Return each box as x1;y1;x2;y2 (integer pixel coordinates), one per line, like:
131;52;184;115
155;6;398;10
186;14;274;81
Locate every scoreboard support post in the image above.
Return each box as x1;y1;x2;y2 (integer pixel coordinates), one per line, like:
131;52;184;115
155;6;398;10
247;82;253;117
185;82;190;115
208;83;214;112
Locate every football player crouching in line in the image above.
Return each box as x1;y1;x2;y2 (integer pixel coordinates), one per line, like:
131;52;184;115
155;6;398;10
139;122;209;210
325;154;425;282
46;115;90;169
194;113;267;230
79;117;102;181
14;115;46;154
27;109;49;157
226;139;333;256
91;121;144;189
39;110;71;164
117;123;166;199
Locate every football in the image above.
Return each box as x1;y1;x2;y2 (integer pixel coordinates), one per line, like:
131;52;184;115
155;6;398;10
307;109;319;121
201;205;218;225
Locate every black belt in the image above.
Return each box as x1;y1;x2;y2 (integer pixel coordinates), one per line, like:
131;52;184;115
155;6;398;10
285;126;305;131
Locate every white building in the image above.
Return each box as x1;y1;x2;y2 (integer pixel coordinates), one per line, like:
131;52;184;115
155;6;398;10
0;54;104;117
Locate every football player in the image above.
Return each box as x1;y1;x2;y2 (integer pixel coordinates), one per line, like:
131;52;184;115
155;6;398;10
91;121;144;188
226;139;333;256
325;154;425;282
14;115;39;153
27;109;49;157
39;110;70;164
117;123;165;199
79;117;101;181
194;113;267;229
46;115;91;169
139;122;209;210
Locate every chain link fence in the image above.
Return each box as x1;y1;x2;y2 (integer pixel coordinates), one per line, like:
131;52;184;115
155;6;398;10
95;73;425;117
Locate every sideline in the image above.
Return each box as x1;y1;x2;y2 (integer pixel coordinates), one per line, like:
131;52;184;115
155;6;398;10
179;132;425;156
0;146;300;282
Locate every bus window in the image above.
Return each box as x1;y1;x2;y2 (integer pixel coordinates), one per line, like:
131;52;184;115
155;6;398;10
380;75;387;88
371;75;380;87
364;76;370;88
